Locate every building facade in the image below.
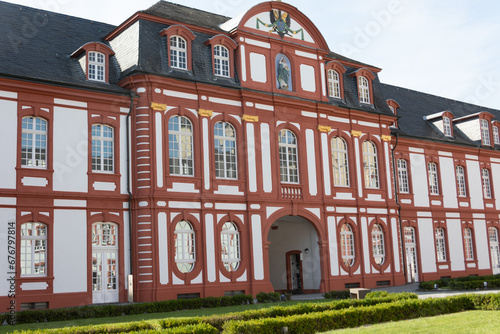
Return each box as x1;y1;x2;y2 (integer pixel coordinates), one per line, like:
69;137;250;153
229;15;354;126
0;0;499;311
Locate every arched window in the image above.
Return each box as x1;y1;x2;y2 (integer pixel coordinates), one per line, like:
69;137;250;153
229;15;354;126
435;228;447;262
214;45;229;77
397;159;409;193
427;162;439;195
358;76;370;104
493;125;500;145
362;141;378;188
327;69;340;98
21;116;47;168
372;224;385;265
21;222;47;276
88;51;105;82
481;119;491;146
221;222;240;272
170;36;187;69
331;137;349;186
482;168;492;199
443;117;452;137
456;166;467;197
174;221;195;273
464;228;474;261
489;227;500;271
168;116;193;176
340;224;355;267
279;129;299;183
214;122;237;179
92;124;114;172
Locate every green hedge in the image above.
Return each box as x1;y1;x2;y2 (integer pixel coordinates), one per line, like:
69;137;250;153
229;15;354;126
128;323;218;334
419;274;500;290
255;292;281;303
323;290;350;299
222;295;476;334
160;293;417;331
1;294;253;325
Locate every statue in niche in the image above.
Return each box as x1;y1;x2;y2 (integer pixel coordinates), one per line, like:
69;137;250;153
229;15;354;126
276;54;292;91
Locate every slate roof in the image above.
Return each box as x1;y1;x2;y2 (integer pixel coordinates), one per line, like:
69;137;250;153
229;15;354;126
0;1;128;94
382;83;500;147
140;1;230;31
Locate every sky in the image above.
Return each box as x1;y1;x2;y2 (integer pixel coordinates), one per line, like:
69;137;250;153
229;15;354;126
4;0;500;110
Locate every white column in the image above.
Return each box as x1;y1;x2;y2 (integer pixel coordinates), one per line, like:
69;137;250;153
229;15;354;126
361;216;370;274
247;123;257;192
203;118;210;190
321;132;331;196
205;214;216;282
251;215;264;280
328;216;339;276
384;141;392;199
155;112;163;188
158;212;168;284
354;137;363;197
390;217;400;272
261;123;273;193
306;129;317;196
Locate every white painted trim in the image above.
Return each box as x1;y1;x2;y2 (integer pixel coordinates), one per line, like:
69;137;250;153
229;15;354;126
205;214;216;282
354;138;363;197
247;123;257;192
321;133;331;196
261;123;273;193
295;50;317;59
240;45;247;82
203;118;210;190
0;90;17;99
155;112;163;188
209;97;242;107
245;38;271;49
163;89;198;100
251;215;264;280
306;129;317;196
158;213;168;284
54;98;87;108
54;199;87;207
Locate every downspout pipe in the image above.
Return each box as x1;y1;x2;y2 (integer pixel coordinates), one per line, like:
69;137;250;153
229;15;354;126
391;132;407;282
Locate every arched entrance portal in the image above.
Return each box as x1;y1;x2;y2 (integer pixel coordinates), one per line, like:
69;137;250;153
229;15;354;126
267;216;321;293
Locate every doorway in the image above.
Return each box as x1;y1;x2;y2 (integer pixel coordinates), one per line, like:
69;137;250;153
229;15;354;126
286;251;303;292
92;223;119;304
404;227;419;283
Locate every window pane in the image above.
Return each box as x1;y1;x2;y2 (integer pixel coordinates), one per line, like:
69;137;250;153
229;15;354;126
331;137;349;186
362;141;378;188
221;222;240;272
21;223;47;276
92;124;114;172
169;116;193;176
279;129;299;183
214;122;237;179
21;117;47;168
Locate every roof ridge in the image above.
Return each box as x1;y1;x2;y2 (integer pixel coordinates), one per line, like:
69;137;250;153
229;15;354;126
141;0;231;21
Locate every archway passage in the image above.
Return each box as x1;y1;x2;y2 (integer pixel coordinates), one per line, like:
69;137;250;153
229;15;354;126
267;216;321;293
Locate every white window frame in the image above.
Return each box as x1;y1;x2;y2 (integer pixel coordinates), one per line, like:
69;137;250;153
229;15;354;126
21;116;47;168
20;223;47;276
443;117;452;137
456;165;467;197
340;224;355;267
174;221;196;273
221;222;240;272
214;122;237;179
168;116;194;176
362;141;379;188
481;119;491;146
464;227;474;261
279;129;299;184
88;51;105;82
214;45;230;77
435;227;447;262
170;35;187;70
371;224;385;265
331;137;349;186
488;227;500;270
427;162;439;195
397;159;409;193
327;69;341;98
493;125;500;145
358;76;370;104
482;168;492;199
92;124;114;173
92;222;117;247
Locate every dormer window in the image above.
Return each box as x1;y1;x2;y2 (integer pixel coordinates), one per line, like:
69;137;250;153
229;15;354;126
328;70;340;98
350;68;375;105
160;25;196;72
386;99;401;128
70;42;115;83
214;45;229;77
170;36;187;69
88;51;105;82
481;119;491;146
443;117;452;137
205;35;237;79
493;124;500;145
359;76;370;104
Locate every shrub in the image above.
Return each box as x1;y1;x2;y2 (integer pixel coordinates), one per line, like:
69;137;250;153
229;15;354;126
255;292;280;303
323;290;350;299
222;295;476;334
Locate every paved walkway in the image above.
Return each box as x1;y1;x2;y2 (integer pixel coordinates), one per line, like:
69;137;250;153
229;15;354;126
290;283;500;301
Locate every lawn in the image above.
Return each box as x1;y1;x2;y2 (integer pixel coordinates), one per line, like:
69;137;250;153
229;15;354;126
0;299;328;334
324;310;500;334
